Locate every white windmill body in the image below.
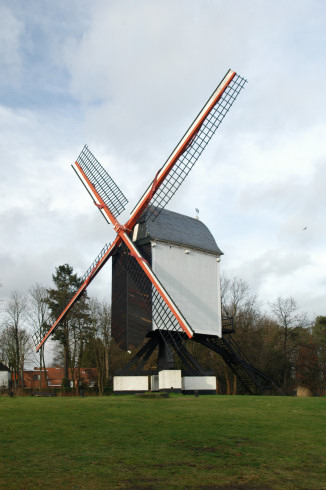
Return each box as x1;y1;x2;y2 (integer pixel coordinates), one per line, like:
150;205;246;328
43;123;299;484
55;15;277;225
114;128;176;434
132;209;223;338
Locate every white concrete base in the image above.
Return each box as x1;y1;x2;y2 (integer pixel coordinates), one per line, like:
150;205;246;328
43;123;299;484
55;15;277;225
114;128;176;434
182;376;217;394
113;376;149;393
158;370;182;392
113;373;217;394
151;375;159;391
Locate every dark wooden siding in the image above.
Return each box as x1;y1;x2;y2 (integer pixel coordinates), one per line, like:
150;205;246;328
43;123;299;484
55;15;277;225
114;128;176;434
112;243;152;350
111;253;128;348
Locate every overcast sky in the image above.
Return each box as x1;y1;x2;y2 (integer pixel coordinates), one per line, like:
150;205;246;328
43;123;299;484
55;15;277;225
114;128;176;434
1;0;326;338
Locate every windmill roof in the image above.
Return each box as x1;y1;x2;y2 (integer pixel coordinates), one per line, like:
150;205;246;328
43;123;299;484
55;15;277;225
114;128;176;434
0;362;10;371
135;208;223;255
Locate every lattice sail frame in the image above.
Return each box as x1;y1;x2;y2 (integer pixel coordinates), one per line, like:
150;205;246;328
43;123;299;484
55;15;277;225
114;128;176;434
76;145;128;218
132;72;247;222
35;69;246;352
32;325;50;349
82;242;111;284
35;149;194;352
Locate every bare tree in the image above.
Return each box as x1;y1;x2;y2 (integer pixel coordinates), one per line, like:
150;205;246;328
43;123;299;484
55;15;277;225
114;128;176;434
0;326;16;368
221;275;261;329
87;299;111;395
220;276;263;392
1;290;31;390
0;325;32;388
269;297;308;391
29;284;51;390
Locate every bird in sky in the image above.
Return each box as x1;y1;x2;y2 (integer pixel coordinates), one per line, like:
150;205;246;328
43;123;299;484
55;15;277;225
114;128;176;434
303;227;307;230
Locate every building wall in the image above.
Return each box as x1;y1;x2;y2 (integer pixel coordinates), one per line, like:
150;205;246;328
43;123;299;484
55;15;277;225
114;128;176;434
112;243;152;349
0;371;10;388
112;236;222;349
23;367;98;390
152;241;222;337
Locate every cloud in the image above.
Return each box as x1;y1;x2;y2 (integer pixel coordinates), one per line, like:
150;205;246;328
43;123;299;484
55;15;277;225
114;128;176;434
232;249;311;285
0;6;23;84
1;0;326;326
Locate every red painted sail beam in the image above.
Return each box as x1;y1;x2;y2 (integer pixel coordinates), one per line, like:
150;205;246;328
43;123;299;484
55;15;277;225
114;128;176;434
37;68;239;351
74;161;194;338
126;69;236;230
35;235;119;352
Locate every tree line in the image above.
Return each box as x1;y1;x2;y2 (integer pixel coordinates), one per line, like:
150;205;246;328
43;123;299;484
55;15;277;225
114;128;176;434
219;277;326;395
1;264;325;395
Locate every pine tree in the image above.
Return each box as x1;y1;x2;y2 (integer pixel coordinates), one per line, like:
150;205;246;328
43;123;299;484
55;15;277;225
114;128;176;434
46;264;91;389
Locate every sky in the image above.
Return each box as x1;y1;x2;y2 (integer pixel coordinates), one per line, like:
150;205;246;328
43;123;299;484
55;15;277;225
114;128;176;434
1;0;326;346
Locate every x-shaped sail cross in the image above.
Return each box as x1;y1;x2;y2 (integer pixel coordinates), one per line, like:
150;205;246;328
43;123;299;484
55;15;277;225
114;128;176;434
35;69;247;352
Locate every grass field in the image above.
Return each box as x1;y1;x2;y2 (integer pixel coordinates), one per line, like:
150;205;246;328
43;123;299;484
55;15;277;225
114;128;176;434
1;395;325;489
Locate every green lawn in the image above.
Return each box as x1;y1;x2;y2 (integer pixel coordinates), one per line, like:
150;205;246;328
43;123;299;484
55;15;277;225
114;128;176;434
0;395;325;489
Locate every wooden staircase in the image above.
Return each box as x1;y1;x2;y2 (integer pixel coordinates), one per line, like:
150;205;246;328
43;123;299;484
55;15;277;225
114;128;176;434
193;327;281;394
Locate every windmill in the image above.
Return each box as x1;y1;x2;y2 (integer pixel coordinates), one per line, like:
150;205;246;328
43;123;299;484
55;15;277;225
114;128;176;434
35;69;280;394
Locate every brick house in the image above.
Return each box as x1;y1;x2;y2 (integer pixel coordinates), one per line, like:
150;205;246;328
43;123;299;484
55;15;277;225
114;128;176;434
23;367;97;390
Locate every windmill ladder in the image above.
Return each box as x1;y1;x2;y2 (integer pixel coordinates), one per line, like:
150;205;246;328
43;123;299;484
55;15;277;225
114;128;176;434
193;332;282;395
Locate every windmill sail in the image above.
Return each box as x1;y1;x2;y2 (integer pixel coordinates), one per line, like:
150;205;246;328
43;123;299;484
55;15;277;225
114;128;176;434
81;242;111;284
146;73;247;217
75;145;128;218
36;68;246;352
128;70;247;227
73;157;194;338
35;239;118;352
